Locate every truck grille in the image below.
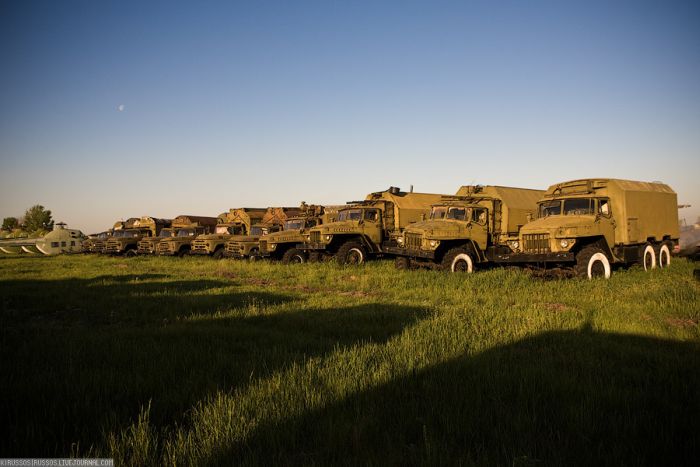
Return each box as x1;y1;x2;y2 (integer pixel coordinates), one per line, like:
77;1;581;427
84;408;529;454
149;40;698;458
259;240;267;253
105;240;120;253
192;240;208;252
523;234;550;254
93;240;105;252
137;241;154;254
310;231;321;243
156;242;172;254
225;242;241;254
405;233;422;250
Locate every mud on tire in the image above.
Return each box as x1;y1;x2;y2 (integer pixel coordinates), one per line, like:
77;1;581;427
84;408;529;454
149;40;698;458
575;245;611;279
335;241;366;265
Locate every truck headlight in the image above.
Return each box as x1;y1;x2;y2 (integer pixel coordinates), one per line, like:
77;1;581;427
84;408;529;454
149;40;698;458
429;240;439;248
397;237;404;245
560;239;575;249
324;235;332;241
508;240;519;250
268;243;276;250
560;239;569;248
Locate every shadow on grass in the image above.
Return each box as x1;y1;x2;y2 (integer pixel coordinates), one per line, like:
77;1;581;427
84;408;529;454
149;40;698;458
0;275;429;458
216;329;700;467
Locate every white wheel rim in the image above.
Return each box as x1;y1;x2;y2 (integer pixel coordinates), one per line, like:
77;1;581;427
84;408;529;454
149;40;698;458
659;245;670;268
451;253;473;273
587;252;611;279
348;248;364;264
642;245;656;271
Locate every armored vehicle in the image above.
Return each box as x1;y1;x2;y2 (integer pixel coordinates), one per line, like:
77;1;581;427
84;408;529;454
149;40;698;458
224;207;304;259
259;204;342;263
156;215;218;256
506;179;679;279
137;227;177;255
387;185;544;271
300;187;446;264
190;208;267;258
104;216;171;256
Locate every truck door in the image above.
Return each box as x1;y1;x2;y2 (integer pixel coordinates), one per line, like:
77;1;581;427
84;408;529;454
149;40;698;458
597;198;616;245
470;207;490;250
362;208;383;250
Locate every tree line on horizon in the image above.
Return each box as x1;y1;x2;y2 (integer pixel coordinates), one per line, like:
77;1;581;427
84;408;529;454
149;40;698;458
1;205;54;237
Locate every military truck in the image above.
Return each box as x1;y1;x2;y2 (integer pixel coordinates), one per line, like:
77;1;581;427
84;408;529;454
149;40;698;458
137;227;177;255
92;219;136;254
156;215;219;256
104;216;172;256
223;207;304;259
82;231;109;253
259;204;342;263
387;185;545;271
190;208;267;258
300;187;446;264
503;179;679;279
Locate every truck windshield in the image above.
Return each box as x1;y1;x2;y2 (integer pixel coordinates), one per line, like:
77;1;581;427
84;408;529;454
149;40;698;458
177;228;195;237
250;226;264;236
563;198;595;215
430;207;447;219
112;231;126;238
215;225;242;235
539;201;562;217
284;219;305;230
159;229;174;238
98;232;110;239
446;207;467;221
338;209;362;221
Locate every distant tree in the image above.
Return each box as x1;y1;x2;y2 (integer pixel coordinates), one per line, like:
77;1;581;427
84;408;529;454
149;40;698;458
2;217;18;231
23;205;53;232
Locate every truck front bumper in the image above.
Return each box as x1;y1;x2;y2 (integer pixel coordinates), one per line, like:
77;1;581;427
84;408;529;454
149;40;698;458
299;242;328;251
382;245;436;260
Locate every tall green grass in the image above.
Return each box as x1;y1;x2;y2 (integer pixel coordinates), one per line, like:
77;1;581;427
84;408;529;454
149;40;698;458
1;255;698;465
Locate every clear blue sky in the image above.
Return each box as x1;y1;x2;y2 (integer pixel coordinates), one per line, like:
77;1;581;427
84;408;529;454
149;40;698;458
1;0;698;233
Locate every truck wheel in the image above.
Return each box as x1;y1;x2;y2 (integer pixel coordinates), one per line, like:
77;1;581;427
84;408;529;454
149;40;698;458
442;247;475;273
394;256;410;270
640;243;656;271
248;249;260;261
282;248;306;264
336;242;366;265
658;242;672;268
308;251;322;263
177;248;189;258
575;246;611;279
212;249;225;260
125;250;137;258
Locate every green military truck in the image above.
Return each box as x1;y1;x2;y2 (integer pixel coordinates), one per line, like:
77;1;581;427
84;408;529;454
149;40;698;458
136;227;177;255
104;216;172;257
504;178;679;279
300;187;446;264
387;185;544;271
223;207;303;259
92;219;138;254
259;204;342;263
156;215;219;257
190;208;267;258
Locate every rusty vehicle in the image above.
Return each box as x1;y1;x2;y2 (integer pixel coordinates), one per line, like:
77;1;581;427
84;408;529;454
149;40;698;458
299;187;446;264
104;216;172;256
387;185;544;271
259;204;342;263
190;208;267;258
92;219;137;254
503;179;679;279
156;215;219;256
82;231;111;253
223;207;304;259
137;227;177;255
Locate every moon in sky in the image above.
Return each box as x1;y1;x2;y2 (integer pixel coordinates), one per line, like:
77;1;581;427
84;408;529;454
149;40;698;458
117;104;125;112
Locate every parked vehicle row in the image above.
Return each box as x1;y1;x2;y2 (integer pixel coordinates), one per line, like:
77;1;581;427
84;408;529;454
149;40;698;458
83;178;681;279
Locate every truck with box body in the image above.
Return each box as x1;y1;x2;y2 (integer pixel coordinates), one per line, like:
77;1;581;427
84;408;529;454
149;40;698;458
104;216;171;256
190;208;267;258
92;219;138;254
498;179;679;278
259;204;342;263
224;207;304;259
299;187;446;264
387;185;544;271
136;227;178;255
156;215;219;256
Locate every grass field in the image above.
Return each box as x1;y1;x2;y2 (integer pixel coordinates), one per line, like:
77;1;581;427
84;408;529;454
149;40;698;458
1;255;698;465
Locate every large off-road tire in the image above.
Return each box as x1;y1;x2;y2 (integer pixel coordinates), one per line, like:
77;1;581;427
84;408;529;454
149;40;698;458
307;251;322;263
575;246;611;279
282;248;306;264
394;256;410;270
212;248;225;260
177;248;189;258
335;241;366;265
640;243;656;271
124;249;137;258
441;247;475;273
248;249;260;262
658;242;672;269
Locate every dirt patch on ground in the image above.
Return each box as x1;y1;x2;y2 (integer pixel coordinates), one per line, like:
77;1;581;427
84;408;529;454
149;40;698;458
543;302;568;312
664;317;698;328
